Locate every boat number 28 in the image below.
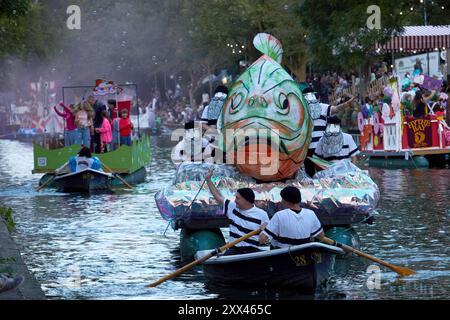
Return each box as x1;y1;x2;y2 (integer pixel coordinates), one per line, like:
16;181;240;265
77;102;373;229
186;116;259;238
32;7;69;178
293;253;322;266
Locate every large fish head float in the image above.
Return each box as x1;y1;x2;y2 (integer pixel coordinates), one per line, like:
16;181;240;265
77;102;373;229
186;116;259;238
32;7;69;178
219;33;312;182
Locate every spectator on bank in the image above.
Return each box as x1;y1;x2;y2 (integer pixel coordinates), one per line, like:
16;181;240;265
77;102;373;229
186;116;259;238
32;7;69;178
0;273;24;294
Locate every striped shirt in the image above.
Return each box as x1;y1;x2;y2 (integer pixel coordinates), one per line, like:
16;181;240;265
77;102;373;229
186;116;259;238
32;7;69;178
314;133;360;162
262;208;323;249
309;103;332;151
223;199;270;249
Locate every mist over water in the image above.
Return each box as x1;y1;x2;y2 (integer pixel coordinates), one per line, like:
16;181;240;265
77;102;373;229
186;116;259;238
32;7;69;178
3;1;176;100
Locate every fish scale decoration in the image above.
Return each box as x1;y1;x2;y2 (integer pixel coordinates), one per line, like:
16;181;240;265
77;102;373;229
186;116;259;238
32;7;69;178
220;33;312;182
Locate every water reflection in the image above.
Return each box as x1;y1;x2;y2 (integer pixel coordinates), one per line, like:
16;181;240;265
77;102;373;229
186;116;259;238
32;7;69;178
0;139;448;299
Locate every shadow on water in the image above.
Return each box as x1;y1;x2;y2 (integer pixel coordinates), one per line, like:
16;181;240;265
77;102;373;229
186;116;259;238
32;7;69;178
0;138;449;299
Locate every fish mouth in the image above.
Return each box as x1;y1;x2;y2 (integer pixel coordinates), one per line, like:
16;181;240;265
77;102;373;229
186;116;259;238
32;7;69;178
223;119;295;154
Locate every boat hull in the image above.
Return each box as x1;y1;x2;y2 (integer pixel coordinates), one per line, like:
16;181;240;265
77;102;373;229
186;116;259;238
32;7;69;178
367;156;429;169
54;169;113;193
198;243;344;292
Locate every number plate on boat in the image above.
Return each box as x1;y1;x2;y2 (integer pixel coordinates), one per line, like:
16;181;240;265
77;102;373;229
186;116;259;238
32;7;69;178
37;157;47;167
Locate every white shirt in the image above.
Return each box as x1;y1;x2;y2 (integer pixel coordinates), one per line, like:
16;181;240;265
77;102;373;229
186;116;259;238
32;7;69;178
172;137;210;164
223;199;270;249
262;208;323;249
201;105;209;122
309;103;332;151
314;132;360;162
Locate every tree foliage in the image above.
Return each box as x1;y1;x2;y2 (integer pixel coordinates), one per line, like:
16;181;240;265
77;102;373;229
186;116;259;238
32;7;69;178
1;1;449;94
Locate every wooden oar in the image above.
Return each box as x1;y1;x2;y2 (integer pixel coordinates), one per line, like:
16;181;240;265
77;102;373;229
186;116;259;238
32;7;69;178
100;162;133;189
146;223;267;288
36;175;56;192
321;236;416;277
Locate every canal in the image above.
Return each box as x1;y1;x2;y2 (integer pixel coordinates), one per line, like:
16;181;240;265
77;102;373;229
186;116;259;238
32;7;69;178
0;138;448;299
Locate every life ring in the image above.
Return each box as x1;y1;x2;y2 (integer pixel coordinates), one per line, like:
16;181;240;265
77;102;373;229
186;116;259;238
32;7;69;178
357;112;365;133
372;112;380;135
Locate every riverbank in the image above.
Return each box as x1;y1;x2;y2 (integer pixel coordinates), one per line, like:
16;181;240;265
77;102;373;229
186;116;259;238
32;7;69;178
0;213;45;300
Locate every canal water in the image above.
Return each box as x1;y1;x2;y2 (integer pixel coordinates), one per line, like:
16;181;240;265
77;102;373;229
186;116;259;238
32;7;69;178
0;138;448;300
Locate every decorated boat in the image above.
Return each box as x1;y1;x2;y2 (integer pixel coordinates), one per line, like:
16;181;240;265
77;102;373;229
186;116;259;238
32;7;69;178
357;75;450;169
195;242;345;291
33;81;151;188
156;33;379;260
53;168;114;193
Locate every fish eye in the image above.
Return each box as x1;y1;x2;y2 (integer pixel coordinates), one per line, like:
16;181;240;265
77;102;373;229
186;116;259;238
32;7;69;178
229;93;243;114
278;93;290;113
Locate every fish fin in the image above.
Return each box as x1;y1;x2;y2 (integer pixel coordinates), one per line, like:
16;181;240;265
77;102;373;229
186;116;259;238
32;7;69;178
253;33;283;64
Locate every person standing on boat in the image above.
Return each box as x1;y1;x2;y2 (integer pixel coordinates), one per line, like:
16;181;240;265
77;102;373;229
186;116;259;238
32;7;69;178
95;110;112;153
74;102;94;148
107;100;120;151
88;95;106;153
119;109;134;146
314;116;360;165
205;169;269;255
53;102;78;146
259;186;324;249
302;87;355;177
55;146;102;174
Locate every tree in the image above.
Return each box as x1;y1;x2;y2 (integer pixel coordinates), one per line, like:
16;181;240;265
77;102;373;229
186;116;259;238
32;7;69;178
0;0;62;89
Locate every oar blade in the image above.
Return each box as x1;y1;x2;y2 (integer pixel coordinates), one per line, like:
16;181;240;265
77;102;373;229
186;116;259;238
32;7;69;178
390;265;416;277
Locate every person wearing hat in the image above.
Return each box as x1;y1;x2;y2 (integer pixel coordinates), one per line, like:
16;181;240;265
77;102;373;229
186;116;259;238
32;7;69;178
314;116;360;164
302;87;355;177
259;186;324;249
205;168;269;255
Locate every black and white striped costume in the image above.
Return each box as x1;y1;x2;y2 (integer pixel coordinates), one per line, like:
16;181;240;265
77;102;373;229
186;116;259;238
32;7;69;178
314;133;360;163
309;103;332;152
223;199;270;249
262;208;323;249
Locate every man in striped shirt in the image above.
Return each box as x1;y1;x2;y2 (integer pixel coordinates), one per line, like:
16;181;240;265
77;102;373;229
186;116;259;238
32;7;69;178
314;116;360;164
259;186;324;249
206;169;269;255
302;88;355;176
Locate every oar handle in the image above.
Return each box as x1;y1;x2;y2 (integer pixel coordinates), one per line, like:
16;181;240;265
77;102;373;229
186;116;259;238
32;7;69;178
146;224;267;288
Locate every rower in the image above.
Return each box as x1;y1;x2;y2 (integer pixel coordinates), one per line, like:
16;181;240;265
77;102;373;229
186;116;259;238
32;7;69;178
205;168;269;255
259;186;324;249
313;116;360;165
55;146;102;174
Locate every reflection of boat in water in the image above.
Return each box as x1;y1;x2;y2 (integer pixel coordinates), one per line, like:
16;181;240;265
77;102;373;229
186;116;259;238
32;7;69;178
54;168;113;193
196;242;344;292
